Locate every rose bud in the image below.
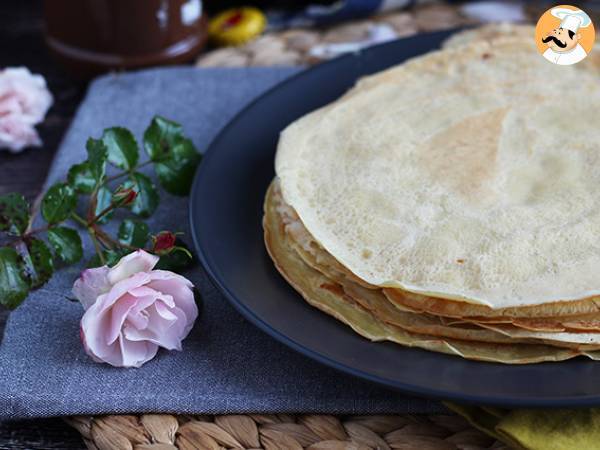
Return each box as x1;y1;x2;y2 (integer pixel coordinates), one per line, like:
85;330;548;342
152;231;177;254
112;186;137;207
72;250;198;368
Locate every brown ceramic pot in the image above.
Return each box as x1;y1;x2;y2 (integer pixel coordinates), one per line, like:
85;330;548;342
43;0;208;77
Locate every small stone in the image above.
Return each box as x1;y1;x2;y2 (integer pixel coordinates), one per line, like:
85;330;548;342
415;4;465;32
251;49;301;66
322;21;373;43
281;29;321;53
244;35;286;55
196;48;249;67
379;12;418;37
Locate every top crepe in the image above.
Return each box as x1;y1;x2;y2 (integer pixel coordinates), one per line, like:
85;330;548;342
275;36;600;309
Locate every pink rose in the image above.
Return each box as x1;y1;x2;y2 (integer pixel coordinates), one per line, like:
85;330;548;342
0;67;53;152
73;250;198;368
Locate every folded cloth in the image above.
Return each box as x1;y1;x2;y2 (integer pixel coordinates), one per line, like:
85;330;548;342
447;403;600;450
0;67;444;420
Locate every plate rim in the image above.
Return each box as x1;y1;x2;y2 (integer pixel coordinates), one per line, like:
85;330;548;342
189;33;600;408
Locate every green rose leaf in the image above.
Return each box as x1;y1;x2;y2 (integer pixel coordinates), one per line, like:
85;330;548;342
48;226;83;264
67;163;96;194
102;127;139;170
154;137;201;196
118;219;149;248
0;193;29;235
41;183;77;225
86;253;105;268
20;238;54;288
143;116;183;162
154;240;194;271
123;172;159;218
0;247;29;309
94;185;113;224
86;137;108;182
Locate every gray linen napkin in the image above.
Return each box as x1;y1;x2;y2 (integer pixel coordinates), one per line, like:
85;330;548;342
0;67;444;419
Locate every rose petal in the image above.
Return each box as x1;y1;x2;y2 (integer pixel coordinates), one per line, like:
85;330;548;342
119;337;158;368
147;272;198;333
108;250;159;285
155;300;178;321
72;266;111;310
126;310;149;330
106;294;139;345
127;285;159;298
124;305;187;351
0;115;42;152
81;303;121;365
100;272;151;311
125;292;169;331
0;67;53;124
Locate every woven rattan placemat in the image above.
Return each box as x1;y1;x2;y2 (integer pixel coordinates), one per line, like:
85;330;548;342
66;413;507;449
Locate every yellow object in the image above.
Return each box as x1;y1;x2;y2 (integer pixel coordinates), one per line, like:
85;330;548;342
208;7;266;46
447;403;600;450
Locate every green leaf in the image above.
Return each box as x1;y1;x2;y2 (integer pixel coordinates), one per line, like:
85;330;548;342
154;137;202;196
67;163;96;194
102;127;139;170
86;253;103;268
143;116;184;162
0;193;29;235
154;240;194;271
47;227;83;264
94;185;113;224
0;247;29;309
41;183;77;225
86;138;108;182
118;219;149;248
19;238;54;288
123;172;159;218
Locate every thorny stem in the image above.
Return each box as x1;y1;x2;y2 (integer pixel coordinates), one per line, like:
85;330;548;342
70;212;88;227
91;202;116;224
89;229;106;265
24;224;50;236
25;190;44;234
87;185;99;223
4;160;154;263
94;226;138;251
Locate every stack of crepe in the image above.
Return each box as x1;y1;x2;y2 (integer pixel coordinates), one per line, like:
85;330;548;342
263;25;600;363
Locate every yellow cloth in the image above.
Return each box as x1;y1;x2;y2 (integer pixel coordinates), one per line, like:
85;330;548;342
446;403;600;450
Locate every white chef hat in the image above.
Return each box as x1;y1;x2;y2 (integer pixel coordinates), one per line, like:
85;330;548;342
551;7;592;33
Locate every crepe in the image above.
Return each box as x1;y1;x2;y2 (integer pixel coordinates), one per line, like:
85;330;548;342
442;23;535;49
264;182;600;363
274;180;600;347
275;34;600;309
278;180;600;324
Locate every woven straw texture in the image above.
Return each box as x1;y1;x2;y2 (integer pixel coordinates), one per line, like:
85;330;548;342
66;414;508;450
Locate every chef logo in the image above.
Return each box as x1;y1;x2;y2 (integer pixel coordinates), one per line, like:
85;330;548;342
535;5;595;65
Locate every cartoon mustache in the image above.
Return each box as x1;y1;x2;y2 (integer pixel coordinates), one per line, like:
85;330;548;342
542;35;567;48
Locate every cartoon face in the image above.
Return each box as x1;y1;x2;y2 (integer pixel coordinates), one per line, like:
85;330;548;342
542;27;581;52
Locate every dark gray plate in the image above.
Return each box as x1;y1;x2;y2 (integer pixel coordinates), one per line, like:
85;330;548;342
190;30;600;408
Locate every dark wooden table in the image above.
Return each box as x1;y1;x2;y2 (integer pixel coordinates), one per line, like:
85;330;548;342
0;1;88;448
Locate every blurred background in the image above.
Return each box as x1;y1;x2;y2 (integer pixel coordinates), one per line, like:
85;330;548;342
1;0;599;203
